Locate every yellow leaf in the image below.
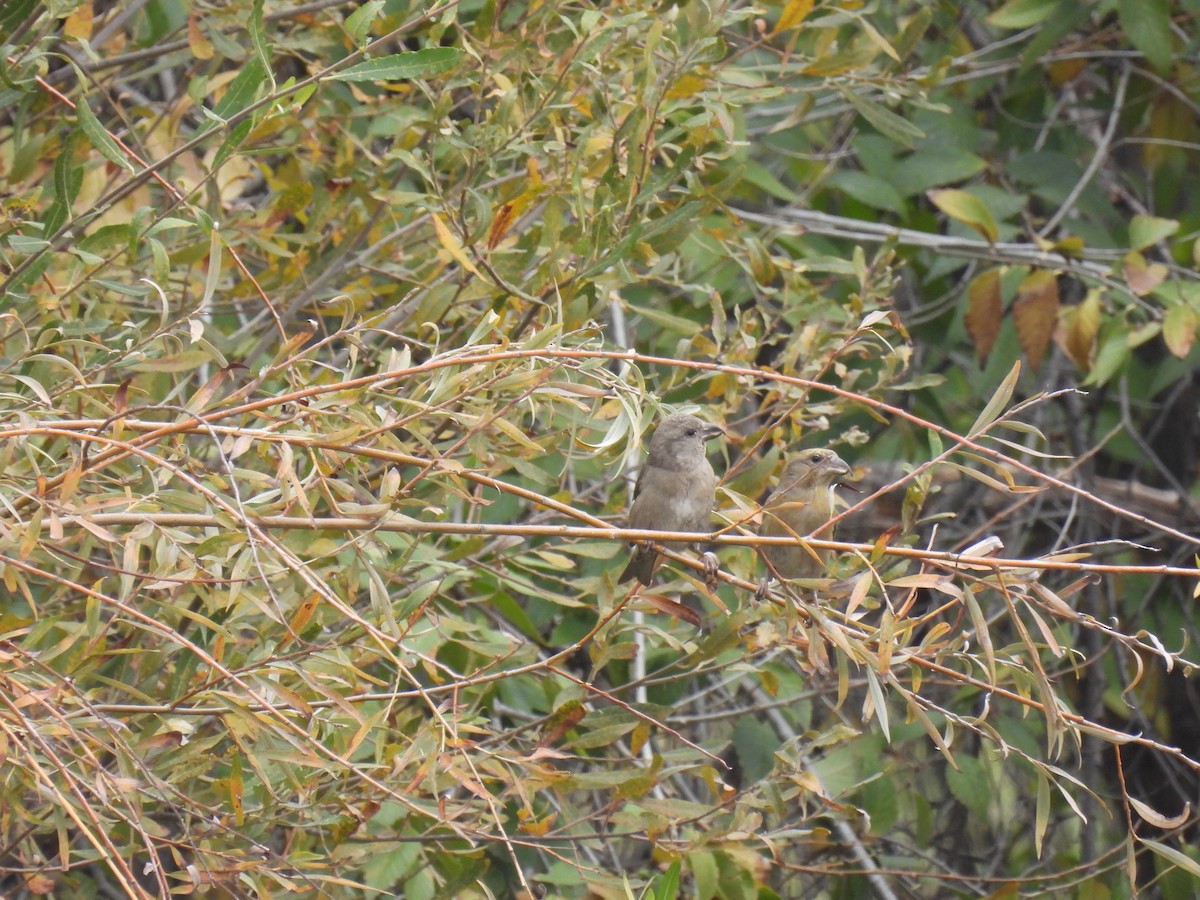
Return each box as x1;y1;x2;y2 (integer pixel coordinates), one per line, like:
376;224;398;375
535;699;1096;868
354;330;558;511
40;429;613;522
188;14;214;60
665;72;709;99
1163;304;1197;359
772;0;814;34
431;213;484;279
928;188;998;243
64;2;94;40
1058;290;1101;370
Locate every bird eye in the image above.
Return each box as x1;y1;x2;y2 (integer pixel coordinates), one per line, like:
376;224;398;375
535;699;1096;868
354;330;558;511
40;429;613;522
686;429;696;436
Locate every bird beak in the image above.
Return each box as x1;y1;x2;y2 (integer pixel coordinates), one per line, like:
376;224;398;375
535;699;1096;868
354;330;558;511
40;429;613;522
827;455;854;487
702;424;725;441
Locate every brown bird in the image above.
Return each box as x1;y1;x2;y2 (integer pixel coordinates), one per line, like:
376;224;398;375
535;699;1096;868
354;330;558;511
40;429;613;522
758;448;851;580
618;413;724;586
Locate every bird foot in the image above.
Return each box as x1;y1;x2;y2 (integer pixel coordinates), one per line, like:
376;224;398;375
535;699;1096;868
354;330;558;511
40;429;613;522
755;577;771;602
701;551;720;588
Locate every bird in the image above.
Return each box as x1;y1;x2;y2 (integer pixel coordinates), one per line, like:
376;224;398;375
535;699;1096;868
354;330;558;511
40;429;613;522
758;448;851;580
618;413;724;587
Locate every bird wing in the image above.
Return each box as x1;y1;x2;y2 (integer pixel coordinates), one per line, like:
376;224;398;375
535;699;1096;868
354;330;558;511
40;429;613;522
630;463;647;502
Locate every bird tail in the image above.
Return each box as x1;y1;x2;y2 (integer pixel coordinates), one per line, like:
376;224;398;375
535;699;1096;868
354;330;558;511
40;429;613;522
618;548;657;586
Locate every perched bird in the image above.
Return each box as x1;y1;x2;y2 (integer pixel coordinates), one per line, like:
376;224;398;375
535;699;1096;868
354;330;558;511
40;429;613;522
618;413;724;587
758;448;851;580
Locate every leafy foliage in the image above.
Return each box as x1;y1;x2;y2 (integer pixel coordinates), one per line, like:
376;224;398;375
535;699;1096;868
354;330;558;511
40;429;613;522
3;1;1200;898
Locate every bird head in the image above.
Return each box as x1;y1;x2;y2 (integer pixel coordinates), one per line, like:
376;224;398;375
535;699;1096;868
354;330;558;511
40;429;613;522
781;448;851;488
648;413;723;458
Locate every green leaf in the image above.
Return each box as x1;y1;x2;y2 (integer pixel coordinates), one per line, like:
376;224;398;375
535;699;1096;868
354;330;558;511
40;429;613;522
649;860;681;900
626;302;701;336
863;668;890;741
987;0;1059;29
1129;213;1179;251
44;132;81;237
689;852;718;899
249;0;275;90
969;359;1020;437
1034;771;1050;857
211;117;255;170
328;48;462;83
739;160;802;204
0;0;38;41
1116;0;1173;74
945;754;989;820
54;132;82;210
1082;329;1131;387
891;149;987;196
345;0;385;46
829;170;904;213
962;585;996;684
1141;839;1200;879
212;56;267;120
8;235;50;254
76;96;134;171
842;89;925;150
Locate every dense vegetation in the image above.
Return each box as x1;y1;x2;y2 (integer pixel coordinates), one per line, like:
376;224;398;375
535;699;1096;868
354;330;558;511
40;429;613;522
3;0;1200;897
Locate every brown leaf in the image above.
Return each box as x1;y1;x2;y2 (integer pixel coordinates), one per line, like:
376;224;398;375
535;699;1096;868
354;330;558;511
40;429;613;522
964;269;1003;364
517;808;557;835
25;874;57;895
1129;796;1191;830
1013;270;1060;372
1122;250;1168;295
112;378;131;416
487;202;516;250
538;700;585;747
639;592;703;626
187;14;214;60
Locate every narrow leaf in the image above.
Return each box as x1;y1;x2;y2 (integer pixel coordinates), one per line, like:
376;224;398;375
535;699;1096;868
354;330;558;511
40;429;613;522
212;56;267;120
771;0;814;34
76;97;134;171
431;213;484;278
212;117;255;170
328;48;461;82
988;0;1059;29
863;668;890;741
1034;771;1049;857
1140;839;1200;879
969;359;1020;437
202;226;223;309
843;89;925;149
1129;797;1191;830
345;0;385;45
962;585;996;684
249;0;275;88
